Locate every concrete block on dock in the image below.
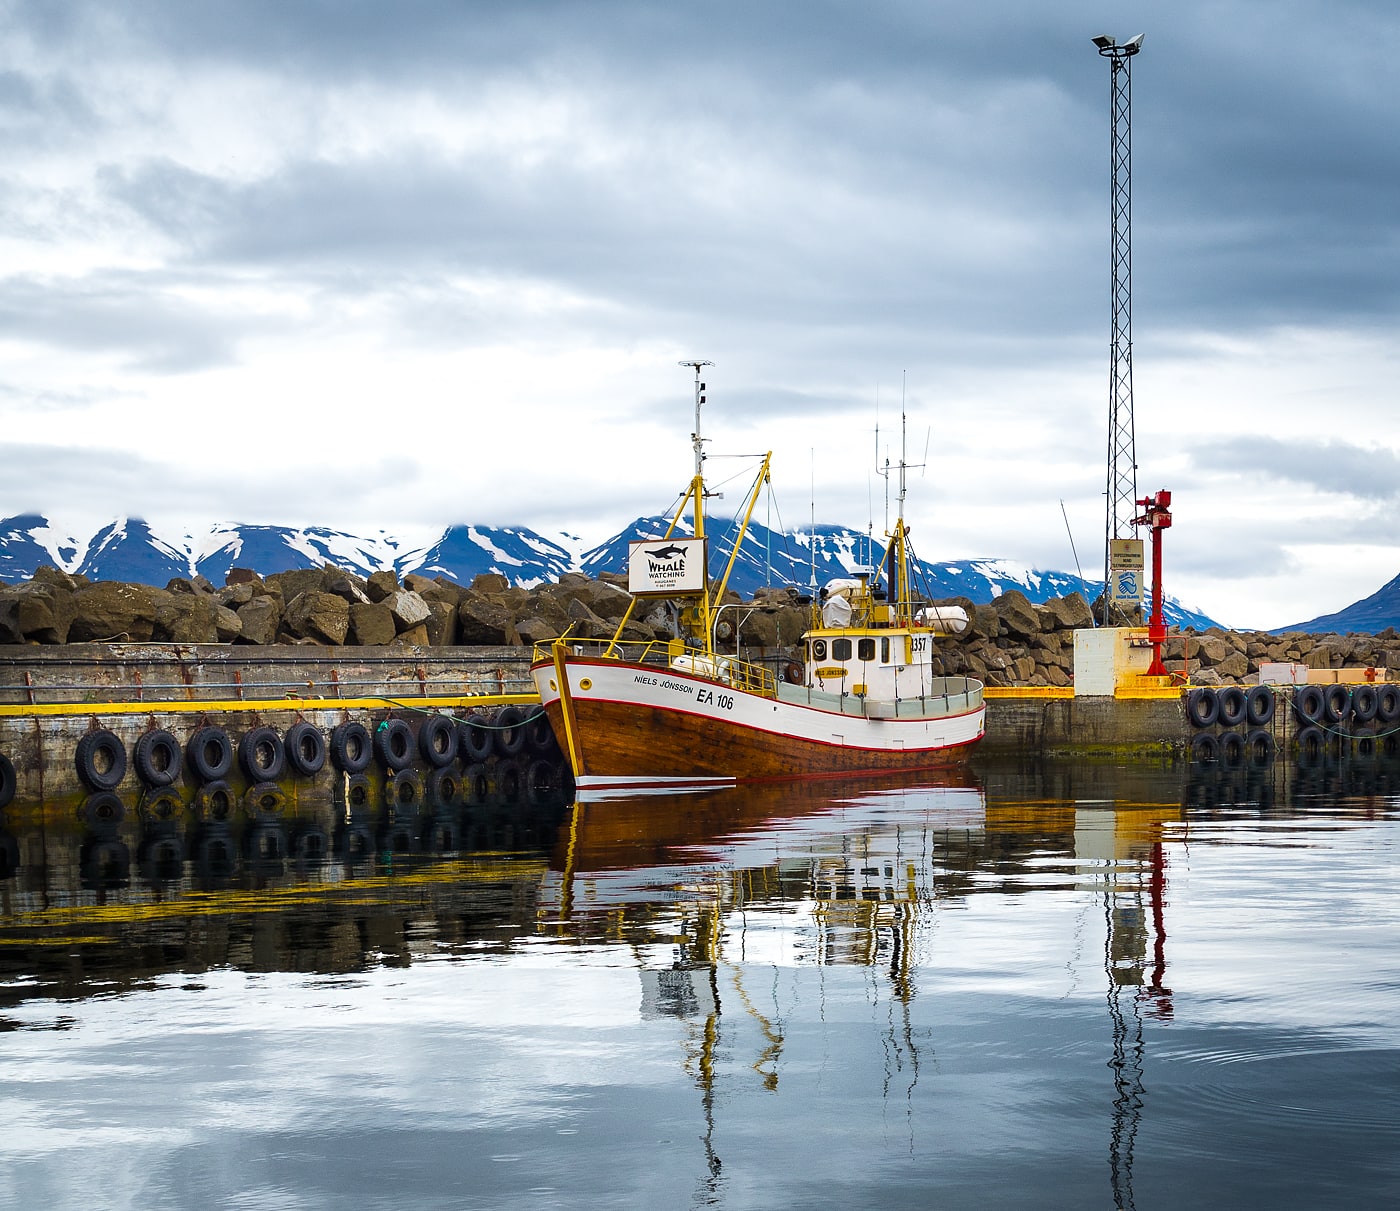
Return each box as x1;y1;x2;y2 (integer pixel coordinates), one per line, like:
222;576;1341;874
1259;661;1308;685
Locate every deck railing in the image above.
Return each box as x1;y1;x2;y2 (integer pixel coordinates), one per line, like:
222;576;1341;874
535;639;778;699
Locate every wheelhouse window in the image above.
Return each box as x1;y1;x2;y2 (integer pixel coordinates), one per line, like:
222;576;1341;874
832;638;852;660
811;639;827;660
881;637;891;663
857;638;875;661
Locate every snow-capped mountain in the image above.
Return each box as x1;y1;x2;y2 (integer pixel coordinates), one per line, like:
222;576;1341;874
0;511;1221;628
583;515;1219;630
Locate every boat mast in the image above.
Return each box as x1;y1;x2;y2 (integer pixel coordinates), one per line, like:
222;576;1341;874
679;360;715;650
879;401;917;627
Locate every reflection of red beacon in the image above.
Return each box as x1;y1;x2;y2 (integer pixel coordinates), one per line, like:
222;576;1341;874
1132;490;1173;677
1145;841;1174;1020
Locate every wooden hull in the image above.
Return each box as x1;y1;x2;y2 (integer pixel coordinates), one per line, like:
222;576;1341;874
532;653;984;794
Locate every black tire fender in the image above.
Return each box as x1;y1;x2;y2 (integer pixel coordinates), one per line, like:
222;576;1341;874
375;718;414;771
76;729;127;792
385;768;425;812
493;706;526;758
244;780;287;815
461;762;491;806
239;726;286;782
196;780;235;822
418;714;458;768
1294;686;1325;724
1245;685;1276;727
81;790;126;828
459;718;493;762
1351;684;1379;723
426;766;461;808
330;721;372;774
1217;687;1247;728
1186;688;1219;729
336;772;372;810
1323;684;1351;725
138;788;186;820
0;753;15;810
1378;685;1400;724
134;729;183;788
284;721;327;777
1245;728;1276;766
187;726;234;783
522;706;556;755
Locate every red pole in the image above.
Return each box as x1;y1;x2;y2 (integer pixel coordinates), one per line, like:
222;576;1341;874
1134;490;1171;677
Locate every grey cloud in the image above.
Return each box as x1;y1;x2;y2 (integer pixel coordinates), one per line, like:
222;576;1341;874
1191;435;1400;500
0;272;240;372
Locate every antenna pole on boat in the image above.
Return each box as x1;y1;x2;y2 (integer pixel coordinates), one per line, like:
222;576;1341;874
679;359;715;650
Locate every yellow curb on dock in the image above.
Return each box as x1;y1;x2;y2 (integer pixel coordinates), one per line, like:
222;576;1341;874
0;692;539;719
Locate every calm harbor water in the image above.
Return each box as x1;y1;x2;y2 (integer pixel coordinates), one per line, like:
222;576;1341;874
1;753;1399;1210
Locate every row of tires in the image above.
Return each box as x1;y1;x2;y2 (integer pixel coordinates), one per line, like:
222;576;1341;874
71;706;556;794
1185;686;1277;729
1290;683;1400;727
1187;683;1400;731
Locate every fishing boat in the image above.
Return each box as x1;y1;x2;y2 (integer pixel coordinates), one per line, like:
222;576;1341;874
530;365;985;795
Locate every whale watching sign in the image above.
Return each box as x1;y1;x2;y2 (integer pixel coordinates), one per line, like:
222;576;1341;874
628;538;707;595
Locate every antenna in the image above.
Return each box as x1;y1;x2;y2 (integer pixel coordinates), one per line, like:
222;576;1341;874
678;360;714;488
1060;499;1096;628
808;447;817;592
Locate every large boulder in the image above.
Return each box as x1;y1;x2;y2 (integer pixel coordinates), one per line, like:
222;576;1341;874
1040;592;1094;631
322;569;371;606
282;591;351;645
570;579;633;621
156;593;222;643
349;602;396;646
516;616;561;645
365;570;399;603
992;589;1040;639
235;597;280;645
457;592;521;646
423;600;457;645
30;564;80;593
471;573;510;595
0;581;75;643
383;589;431;632
266;569;326;605
69;582;162;642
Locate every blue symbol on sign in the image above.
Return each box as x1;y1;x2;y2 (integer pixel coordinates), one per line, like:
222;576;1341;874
1114;570;1140;599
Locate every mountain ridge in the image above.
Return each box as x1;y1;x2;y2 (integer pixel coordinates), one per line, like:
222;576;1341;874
0;511;1224;628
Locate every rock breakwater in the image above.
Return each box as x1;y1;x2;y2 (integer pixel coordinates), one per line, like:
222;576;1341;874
3;567;1398;687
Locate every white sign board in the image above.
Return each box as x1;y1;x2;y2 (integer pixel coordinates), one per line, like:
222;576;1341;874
1108;539;1145;606
1109;567;1143;606
628;537;707;596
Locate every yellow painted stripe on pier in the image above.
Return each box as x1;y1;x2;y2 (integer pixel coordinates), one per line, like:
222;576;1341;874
0;692;541;719
983;687;1075;700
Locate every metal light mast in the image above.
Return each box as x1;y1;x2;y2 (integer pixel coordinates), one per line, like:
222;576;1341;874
1093;32;1144;624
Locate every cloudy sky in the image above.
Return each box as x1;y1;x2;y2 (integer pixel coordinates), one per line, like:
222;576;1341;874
1;0;1397;628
